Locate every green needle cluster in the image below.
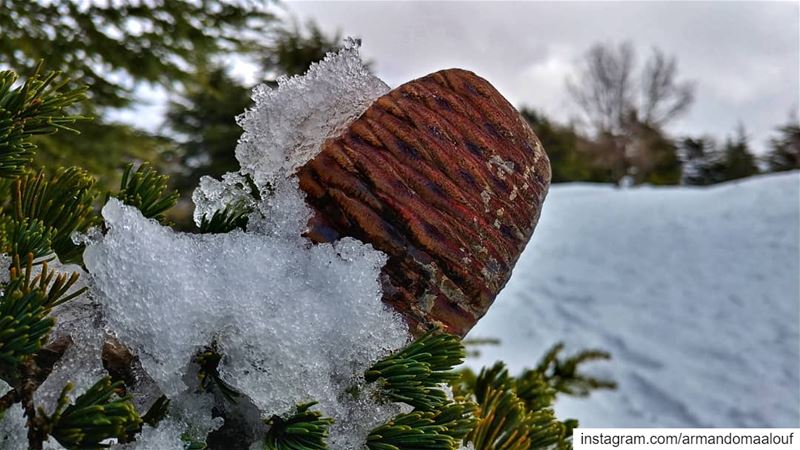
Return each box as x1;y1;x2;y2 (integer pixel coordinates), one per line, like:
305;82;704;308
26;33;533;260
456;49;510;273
367;402;475;450
46;376;142;449
1;217;55;261
13;167;98;264
264;401;334;450
0;259;83;381
0;277;55;379
114;163;179;224
199;202;251;234
0;65;88;178
366;331;465;411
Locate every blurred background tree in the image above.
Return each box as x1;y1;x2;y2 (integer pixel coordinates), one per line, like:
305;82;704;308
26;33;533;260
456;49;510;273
719;125;760;181
164;67;252;197
764;117;800;172
0;0;273;109
565;42;694;185
261;20;343;83
678;137;724;186
520;108;613;183
677;125;762;186
0;0;275;189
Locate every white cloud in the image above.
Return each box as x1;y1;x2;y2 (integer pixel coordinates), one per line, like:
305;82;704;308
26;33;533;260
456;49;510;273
284;1;799;153
512;50;578;122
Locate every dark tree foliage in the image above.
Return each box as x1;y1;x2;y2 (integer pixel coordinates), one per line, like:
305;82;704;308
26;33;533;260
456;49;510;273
0;0;276;192
679;126;760;186
32;119;174;191
262;21;343;82
521;109;614;183
720;126;760;182
565;42;693;185
522;109;680;185
0;0;274;109
679;137;724;186
626;121;682;185
165;67;252;193
764;121;800;172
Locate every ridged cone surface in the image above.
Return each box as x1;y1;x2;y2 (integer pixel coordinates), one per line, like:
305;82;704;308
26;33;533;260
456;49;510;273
298;68;551;336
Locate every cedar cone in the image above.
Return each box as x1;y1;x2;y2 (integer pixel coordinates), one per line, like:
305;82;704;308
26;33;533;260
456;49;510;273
298;68;550;337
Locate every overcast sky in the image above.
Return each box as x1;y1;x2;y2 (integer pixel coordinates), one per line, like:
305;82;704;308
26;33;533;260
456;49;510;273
113;1;798;154
277;1;799;154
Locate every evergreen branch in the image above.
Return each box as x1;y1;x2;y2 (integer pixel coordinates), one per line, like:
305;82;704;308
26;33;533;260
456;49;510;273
0;177;14;209
461;362;574;450
199;202;250;234
366;331;465;411
0;261;54;382
13;167;98;264
0;256;84;382
263;401;334;450
427;402;477;443
0;66;88;178
0;216;55;262
44;376;142;449
514;370;556;413
534;343;616;396
113;162;178;223
468;384;532;450
561;420;578;449
462;362;511;404
17;257;85;308
366;403;474;450
527;408;570;450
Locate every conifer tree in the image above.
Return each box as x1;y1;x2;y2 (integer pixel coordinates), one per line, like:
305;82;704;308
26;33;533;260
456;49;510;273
0;0;277;192
764;120;800;172
679;127;762;186
720;125;759;181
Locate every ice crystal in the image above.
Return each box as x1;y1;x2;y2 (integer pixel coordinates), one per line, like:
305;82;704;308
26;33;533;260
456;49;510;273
235;37;389;186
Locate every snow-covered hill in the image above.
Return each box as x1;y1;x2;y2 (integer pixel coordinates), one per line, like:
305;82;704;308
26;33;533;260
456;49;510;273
466;171;800;428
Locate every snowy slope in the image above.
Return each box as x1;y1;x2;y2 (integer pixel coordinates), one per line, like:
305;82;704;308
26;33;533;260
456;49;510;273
465;171;800;428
